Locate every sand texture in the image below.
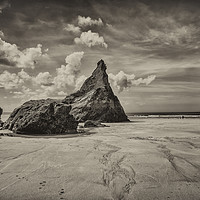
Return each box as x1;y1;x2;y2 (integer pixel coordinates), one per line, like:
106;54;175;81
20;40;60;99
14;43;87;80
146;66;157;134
0;118;200;200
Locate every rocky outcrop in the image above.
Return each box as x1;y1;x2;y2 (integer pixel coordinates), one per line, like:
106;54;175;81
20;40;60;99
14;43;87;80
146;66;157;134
0;107;3;127
62;60;129;122
0;107;3;116
3;99;78;134
84;120;108;128
3;60;128;134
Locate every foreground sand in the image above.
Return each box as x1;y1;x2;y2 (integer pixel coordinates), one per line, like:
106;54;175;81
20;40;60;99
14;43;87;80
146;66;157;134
0;118;200;200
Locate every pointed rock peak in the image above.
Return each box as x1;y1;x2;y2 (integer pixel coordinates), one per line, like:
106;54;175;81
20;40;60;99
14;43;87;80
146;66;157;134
97;59;106;71
92;59;107;76
79;60;110;93
62;59;129;122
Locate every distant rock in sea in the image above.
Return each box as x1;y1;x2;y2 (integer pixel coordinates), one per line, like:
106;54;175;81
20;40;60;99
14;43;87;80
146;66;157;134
0;107;3;127
0;107;3;116
62;59;129;122
3;99;78;134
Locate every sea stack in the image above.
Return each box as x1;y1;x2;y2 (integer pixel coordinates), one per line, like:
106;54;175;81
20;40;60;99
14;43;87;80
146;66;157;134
62;60;129;122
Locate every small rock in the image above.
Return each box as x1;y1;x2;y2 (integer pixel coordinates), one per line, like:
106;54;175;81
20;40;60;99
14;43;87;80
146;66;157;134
0;107;3;128
84;120;108;128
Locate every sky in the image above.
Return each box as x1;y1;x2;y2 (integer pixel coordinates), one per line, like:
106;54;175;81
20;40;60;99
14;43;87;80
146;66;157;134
0;0;200;113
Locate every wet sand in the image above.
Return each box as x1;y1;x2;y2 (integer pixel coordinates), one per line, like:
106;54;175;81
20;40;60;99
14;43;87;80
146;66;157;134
0;118;200;200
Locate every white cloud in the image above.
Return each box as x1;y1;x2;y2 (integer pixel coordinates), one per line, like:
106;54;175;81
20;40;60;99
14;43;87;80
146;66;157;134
32;51;85;99
64;24;81;34
53;52;84;89
109;71;156;92
57;91;66;96
74;30;108;48
78;16;103;27
34;72;53;86
0;52;86;101
18;69;31;81
131;75;156;86
0;38;48;69
0;70;24;90
0;70;57;100
65;51;84;69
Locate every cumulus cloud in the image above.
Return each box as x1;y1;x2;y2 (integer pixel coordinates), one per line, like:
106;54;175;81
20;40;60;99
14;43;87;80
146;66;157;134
74;30;108;48
0;69;34;91
109;71;156;92
0;38;48;69
0;70;24;90
34;72;53;86
78;16;103;27
64;24;81;34
53;52;84;89
0;51;86;101
0;70;57;100
18;69;31;81
65;51;84;69
32;51;85;99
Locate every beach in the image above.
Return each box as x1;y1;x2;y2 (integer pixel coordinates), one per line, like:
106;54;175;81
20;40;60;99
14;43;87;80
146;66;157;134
0;118;200;200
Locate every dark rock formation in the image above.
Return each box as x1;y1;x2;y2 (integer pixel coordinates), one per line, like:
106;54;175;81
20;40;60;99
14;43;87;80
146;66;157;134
3;99;78;134
0;121;3;128
62;59;129;122
0;107;3;127
84;120;108;128
0;107;3;116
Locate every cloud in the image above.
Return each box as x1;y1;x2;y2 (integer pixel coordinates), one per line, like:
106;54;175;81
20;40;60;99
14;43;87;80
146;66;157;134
0;38;48;68
34;72;53;86
53;51;84;89
74;30;108;48
0;0;10;13
109;71;156;92
0;70;24;90
65;51;84;69
57;91;66;96
0;51;85;101
95;1;200;53
131;75;156;86
64;24;81;34
78;16;103;27
30;51;85;99
148;25;196;46
18;69;31;81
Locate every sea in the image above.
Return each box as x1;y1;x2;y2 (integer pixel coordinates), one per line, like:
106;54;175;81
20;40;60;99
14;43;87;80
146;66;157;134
127;112;200;120
1;112;200;122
